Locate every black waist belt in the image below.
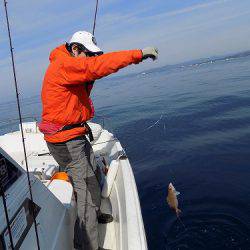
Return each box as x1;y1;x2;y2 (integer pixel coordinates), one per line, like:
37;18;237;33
61;122;94;142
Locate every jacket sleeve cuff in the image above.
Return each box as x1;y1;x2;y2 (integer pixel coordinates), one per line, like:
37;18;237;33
133;49;143;64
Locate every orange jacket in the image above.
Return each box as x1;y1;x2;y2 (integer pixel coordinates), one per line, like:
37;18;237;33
41;44;142;143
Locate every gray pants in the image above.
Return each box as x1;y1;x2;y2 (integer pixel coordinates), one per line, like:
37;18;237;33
47;136;101;250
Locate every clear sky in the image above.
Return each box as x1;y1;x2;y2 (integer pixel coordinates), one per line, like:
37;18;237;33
0;0;250;102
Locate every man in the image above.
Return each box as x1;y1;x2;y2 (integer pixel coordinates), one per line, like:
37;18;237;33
39;31;158;250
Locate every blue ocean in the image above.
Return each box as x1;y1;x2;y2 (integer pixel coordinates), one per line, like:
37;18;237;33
1;55;250;249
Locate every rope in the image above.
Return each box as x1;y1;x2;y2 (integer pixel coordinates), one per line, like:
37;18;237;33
92;0;99;35
2;1;40;249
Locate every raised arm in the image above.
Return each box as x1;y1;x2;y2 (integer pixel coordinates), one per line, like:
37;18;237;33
60;50;142;84
83;50;143;81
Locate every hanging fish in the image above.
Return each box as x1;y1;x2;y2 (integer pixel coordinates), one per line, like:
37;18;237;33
166;182;182;217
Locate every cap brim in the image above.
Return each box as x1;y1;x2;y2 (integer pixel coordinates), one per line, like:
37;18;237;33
84;43;102;53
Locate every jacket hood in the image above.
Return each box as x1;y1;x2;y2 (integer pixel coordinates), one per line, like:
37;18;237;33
49;44;71;62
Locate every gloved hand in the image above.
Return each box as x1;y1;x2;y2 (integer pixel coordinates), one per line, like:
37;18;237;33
142;47;158;61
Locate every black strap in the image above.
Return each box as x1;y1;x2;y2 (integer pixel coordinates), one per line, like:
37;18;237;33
61;122;94;142
84;123;94;142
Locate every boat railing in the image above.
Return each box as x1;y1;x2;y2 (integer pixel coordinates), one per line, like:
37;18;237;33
0;114;116;136
0;115;39;135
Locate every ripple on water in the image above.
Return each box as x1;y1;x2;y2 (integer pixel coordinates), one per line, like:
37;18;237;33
164;213;250;250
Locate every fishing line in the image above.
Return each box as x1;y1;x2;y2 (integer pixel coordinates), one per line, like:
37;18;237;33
118;113;166;140
3;1;40;249
177;215;186;230
143;114;163;131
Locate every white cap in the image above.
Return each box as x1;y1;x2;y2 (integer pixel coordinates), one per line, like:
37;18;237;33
69;31;102;53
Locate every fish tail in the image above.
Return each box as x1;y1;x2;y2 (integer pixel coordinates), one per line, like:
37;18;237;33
176;209;182;217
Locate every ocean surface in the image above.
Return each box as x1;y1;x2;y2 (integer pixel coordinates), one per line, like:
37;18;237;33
1;55;250;249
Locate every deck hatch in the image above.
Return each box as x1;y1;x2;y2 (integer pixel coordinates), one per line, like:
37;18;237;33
0;153;22;194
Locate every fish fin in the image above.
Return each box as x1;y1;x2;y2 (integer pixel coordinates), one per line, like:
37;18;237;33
166;197;170;206
175;190;180;196
176;209;182;217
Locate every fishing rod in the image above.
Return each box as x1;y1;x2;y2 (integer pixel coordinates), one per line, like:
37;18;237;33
92;0;99;35
0;181;14;249
2;1;41;249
